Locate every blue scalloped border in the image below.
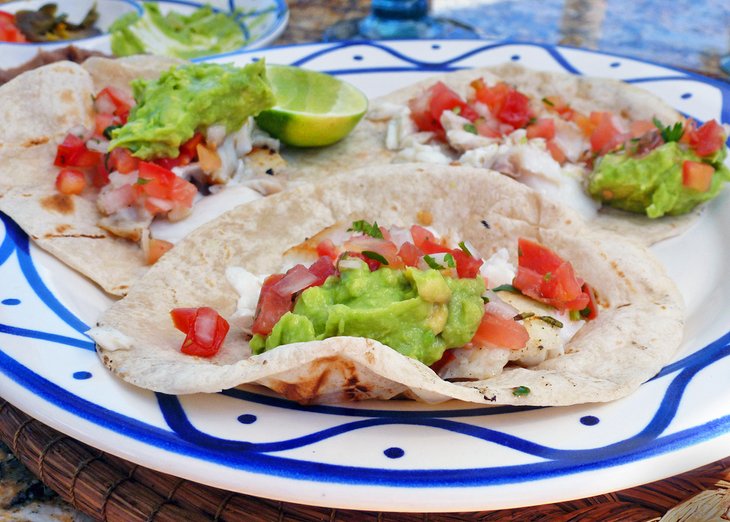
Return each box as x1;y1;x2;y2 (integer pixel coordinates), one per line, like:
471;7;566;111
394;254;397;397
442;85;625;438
1;41;730;489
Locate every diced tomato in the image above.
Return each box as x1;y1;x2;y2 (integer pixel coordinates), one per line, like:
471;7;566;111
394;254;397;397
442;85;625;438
0;12;26;43
137;162;177;198
688;120;726;157
471;79;509;114
497;90;532;128
580;283;599;320
590;112;627;154
169;175;197;209
546;140;567;164
409;82;477;135
513;238;588;311
517;237;563;273
92;160;110;188
682;160;714;192
397;241;422;267
316;239;338;259
180;133;204;158
308;256;336;286
570;110;594;136
471;310;529;350
55;168;86;195
108;147;139;174
451;248;483;278
252;273;292;336
170;307;197;332
629;120;656;138
410;224;436;249
54;133;102;168
94;113;118;137
146;238;174;264
171;306;229;358
526;118;555;140
95;86;133;120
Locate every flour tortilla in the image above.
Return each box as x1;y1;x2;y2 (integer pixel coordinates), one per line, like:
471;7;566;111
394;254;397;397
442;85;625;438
0;55;247;296
90;164;684;406
282;63;696;243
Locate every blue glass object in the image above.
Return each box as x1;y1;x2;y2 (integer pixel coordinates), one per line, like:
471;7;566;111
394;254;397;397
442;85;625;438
323;0;481;41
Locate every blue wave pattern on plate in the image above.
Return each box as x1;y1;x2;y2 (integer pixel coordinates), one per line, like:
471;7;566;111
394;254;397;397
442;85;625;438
1;42;729;487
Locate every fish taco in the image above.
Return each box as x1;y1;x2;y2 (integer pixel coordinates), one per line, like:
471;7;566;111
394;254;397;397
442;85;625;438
90;164;684;406
0;56;289;296
285;63;729;243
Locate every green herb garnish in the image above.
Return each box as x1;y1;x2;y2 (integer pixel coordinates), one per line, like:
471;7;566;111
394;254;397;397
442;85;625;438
136;177;151;185
541;97;554;107
482;295;490;303
423;255;445;270
492;284;520;293
348;220;383;239
463;123;477;134
458;241;472;256
362;251;388;265
569;310;581;321
444;253;456;268
452;106;462;115
543;272;552;281
538;316;564;328
513;312;535;321
512;386;531;397
652;117;684;143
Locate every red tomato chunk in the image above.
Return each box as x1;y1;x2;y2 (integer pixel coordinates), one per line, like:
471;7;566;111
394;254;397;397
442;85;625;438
171;307;230;357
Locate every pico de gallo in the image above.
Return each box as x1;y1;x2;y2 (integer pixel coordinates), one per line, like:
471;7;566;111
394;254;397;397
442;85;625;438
52;61;283;264
170;221;597;385
378;74;729;219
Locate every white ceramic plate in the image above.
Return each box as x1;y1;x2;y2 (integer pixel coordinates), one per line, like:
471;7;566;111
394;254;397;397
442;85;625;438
0;0;288;68
1;41;729;512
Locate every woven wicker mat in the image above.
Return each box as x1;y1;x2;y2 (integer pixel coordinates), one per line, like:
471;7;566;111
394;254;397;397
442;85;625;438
1;399;728;521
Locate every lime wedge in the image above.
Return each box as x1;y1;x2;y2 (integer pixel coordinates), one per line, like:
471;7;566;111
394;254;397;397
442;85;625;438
255;65;368;148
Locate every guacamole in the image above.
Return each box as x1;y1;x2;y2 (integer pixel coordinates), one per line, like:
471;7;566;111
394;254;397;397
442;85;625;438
588;141;730;218
110;4;246;60
109;61;275;160
250;263;486;366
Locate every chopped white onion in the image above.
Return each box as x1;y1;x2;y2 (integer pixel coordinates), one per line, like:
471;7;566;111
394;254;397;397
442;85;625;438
273;266;318;296
338;258;365;271
483;290;520;318
85;139;109;153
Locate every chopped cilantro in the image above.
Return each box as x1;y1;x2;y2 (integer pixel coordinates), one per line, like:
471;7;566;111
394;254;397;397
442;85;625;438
492;284;520;293
541;97;554;107
538;316;563;328
482;295;490;303
463;123;477;134
652;117;684;143
362;251;388;265
452;106;462;115
348;220;383;239
543;272;552;281
458;241;472;256
513;312;535;321
580;306;592;318
136;177;151;185
423;255;445;270
569;310;581;321
512;386;531;397
444;253;456;268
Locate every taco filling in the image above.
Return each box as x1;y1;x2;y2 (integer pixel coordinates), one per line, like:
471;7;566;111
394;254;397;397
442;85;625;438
51;60;282;263
170;221;596;384
375;77;729;219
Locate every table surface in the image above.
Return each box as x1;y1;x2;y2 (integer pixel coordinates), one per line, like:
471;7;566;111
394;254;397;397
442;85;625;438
1;0;729;520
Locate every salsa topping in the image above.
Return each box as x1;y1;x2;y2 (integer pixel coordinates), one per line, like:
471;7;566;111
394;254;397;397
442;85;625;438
181;222;599;376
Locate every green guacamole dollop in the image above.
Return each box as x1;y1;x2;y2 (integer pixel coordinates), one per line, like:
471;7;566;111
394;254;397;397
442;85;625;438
249;264;486;366
588;142;730;218
109;61;275;160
